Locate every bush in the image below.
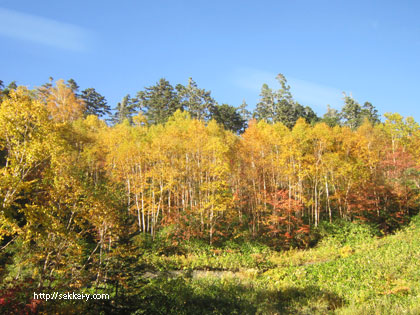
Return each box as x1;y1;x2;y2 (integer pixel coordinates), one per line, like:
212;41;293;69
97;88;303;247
223;239;270;254
316;220;379;247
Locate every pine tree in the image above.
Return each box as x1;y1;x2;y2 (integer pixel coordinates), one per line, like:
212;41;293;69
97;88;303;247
111;94;138;125
341;93;362;129
361;101;380;124
254;83;275;122
176;78;215;121
81;88;111;118
0;81;18;97
238;99;252;122
322;105;341;127
66;78;80;94
137;78;181;125
210;103;246;133
253;74;318;128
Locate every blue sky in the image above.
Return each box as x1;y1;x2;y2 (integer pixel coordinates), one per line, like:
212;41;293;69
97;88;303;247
1;0;420;121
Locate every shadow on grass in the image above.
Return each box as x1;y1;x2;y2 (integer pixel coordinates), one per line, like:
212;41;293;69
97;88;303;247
78;277;345;315
274;286;345;314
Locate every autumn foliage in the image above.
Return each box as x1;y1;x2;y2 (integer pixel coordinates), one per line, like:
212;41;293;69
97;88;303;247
0;82;420;307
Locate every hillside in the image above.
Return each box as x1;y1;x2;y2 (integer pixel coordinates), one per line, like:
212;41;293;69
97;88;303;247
128;216;420;314
1;84;420;314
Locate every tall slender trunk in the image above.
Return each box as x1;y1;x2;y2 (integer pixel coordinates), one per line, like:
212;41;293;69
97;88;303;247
325;176;332;223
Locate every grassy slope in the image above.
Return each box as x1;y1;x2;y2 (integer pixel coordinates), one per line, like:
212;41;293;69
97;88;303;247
261;217;420;314
139;216;420;314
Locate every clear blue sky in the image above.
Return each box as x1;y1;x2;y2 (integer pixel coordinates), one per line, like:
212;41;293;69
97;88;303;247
1;0;420;121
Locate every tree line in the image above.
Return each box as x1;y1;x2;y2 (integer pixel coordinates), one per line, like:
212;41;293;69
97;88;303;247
0;74;381;132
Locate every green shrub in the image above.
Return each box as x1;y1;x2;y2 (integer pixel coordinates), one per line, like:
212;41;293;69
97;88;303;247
316;220;379;247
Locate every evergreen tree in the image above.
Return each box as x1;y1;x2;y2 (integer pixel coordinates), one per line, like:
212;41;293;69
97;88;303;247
238;99;252;130
210;103;246;134
254;74;319;128
340;95;379;129
1;81;18;97
0;80;5;100
81;88;111;118
111;94;138;125
272;74;296;127
238;99;252;122
137;78;181;125
37;77;54;103
274;73;293;103
6;81;17;91
60;79;111;118
254;83;275;122
301;105;320;125
361;101;380;124
341;94;379;129
341;94;362;129
322;105;341;127
176;78;215;121
66;78;80;94
275;99;297;128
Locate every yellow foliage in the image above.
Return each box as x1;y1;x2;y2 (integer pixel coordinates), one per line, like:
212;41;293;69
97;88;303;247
45;79;85;122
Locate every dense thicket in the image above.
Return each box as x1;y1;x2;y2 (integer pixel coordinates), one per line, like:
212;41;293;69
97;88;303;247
0;78;419;312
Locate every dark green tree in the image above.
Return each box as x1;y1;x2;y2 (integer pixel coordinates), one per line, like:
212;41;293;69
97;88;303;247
238;99;252;131
210;103;246;134
341;94;362;129
1;81;18;98
81;88;111;118
238;99;252;122
322;105;341;127
111;94;138;125
275;99;297;128
0;80;4;99
274;73;293;103
272;74;312;128
60;78;111;118
0;80;4;102
295;103;319;125
136;78;182;125
6;81;17;91
66;78;80;94
254;83;275;122
176;78;216;121
361;101;380;125
254;74;319;128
